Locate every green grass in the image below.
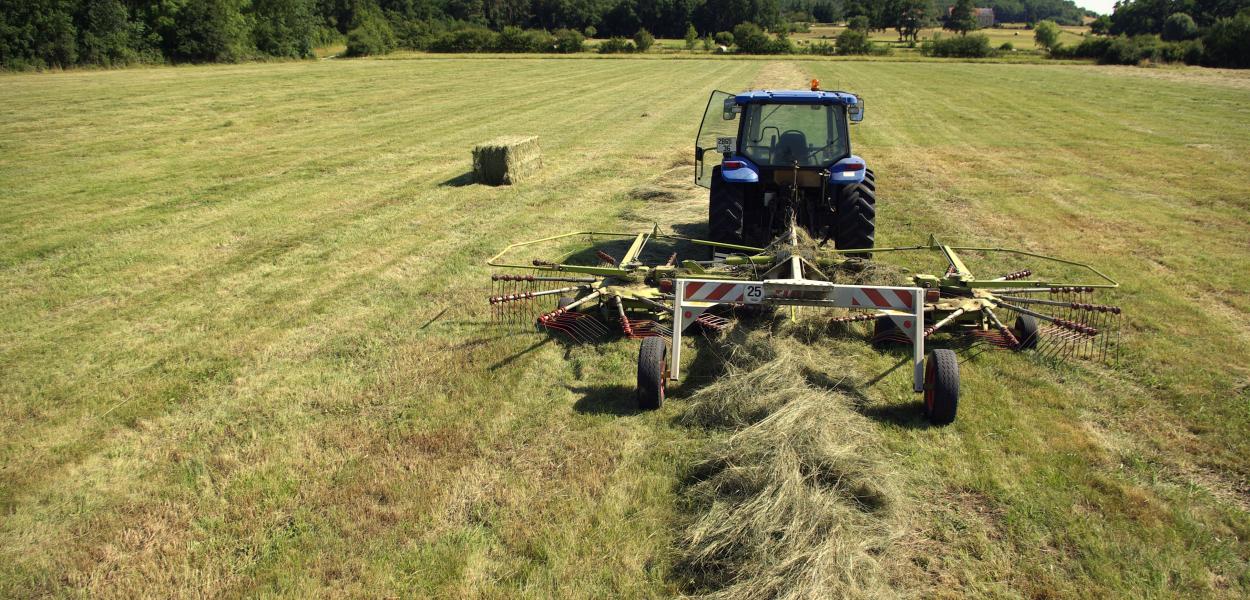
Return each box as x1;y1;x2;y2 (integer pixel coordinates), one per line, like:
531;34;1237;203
2;56;1249;597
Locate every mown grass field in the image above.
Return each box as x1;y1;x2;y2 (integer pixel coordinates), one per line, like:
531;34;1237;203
2;56;1249;597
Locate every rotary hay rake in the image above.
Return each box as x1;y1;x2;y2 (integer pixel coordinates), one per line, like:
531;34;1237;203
486;226;1121;424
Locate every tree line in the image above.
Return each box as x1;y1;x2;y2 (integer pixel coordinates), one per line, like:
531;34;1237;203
1054;0;1250;68
3;0;1097;69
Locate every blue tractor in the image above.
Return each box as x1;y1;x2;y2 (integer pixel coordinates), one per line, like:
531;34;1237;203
694;83;875;257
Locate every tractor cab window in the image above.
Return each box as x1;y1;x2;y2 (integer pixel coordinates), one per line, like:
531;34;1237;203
741;103;846;168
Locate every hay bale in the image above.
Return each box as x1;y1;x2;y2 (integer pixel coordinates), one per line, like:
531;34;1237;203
472;135;541;185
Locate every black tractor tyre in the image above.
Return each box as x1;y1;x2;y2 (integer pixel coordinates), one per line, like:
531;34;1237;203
707;166;745;258
557;296;576;310
872;316;906;347
1013;314;1040;351
924;349;959;426
835;170;876;259
637;337;668;410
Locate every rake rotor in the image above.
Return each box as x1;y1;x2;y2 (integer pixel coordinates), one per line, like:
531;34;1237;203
844;237;1123;364
487;230;1123;366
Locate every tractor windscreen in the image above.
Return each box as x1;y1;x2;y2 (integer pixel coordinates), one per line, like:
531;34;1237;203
741;103;846;168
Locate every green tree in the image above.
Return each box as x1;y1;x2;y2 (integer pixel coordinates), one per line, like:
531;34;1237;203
732;21;769;52
633;28;654;51
835;27;872;54
895;0;928;44
1033;19;1060;51
0;0;80;68
847;15;870;31
77;0;136;66
684;23;698;49
583;25;596;38
1202;11;1250;68
552;28;585;52
344;4;396;56
1089;15;1111;35
173;0;251;62
945;0;978;36
251;0;317;58
1161;12;1198;41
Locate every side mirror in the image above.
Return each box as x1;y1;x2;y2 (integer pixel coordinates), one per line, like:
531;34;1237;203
848;99;864;123
722;97;740;120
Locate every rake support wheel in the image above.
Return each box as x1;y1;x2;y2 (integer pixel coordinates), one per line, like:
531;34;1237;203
872;316;906;347
923;349;959;425
1013;314;1039;351
637;337;668;410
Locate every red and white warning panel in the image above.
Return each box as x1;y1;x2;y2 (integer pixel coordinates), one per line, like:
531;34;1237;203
671;278;927;392
680;281;753;303
846;287;915;311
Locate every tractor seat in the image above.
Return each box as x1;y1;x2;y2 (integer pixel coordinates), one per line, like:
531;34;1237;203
775;131;807;163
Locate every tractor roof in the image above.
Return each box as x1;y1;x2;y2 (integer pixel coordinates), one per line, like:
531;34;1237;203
734;90;859;106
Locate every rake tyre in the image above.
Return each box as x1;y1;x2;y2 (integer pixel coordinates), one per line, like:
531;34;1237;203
637;337;667;411
708;167;745;258
924;349;959;426
1013;314;1040;351
835;171;876;259
557;296;576;310
872;317;907;347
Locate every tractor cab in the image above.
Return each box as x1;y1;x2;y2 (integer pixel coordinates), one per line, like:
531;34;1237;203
694;83;875;256
695;86;864;188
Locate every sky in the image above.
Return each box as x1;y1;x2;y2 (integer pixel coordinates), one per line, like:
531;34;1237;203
1071;0;1116;15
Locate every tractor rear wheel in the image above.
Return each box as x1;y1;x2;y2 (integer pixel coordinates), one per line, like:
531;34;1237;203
1013;314;1040;350
637;337;668;410
708;167;745;258
835;170;876;259
923;349;959;425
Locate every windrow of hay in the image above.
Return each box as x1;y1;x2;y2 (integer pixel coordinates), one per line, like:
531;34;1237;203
672;325;905;599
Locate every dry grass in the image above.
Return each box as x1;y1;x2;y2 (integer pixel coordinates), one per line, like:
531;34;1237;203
673;329;903;599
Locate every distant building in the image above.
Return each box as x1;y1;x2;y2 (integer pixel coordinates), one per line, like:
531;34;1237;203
946;7;997;29
975;8;996;28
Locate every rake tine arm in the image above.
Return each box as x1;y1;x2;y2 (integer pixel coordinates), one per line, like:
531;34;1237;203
491;274;598;283
489;285;589;305
993;269;1032;281
997;295;1122;314
924;308;967;338
996;300;1098;335
633;296;673;313
983;307;1021;348
536;290;602;327
614;296;634;337
596;250;619;266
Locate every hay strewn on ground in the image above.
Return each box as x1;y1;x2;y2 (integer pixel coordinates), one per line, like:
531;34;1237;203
673;328;904;599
